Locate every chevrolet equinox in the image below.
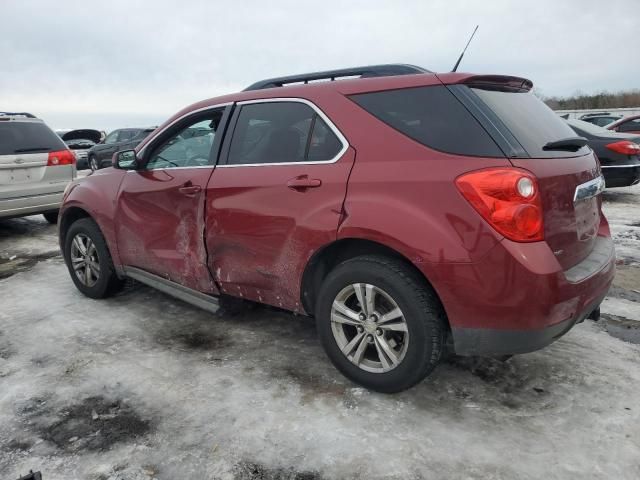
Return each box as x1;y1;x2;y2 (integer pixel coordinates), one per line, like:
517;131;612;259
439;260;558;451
59;65;615;392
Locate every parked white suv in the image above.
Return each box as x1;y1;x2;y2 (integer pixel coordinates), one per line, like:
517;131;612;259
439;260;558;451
0;112;76;223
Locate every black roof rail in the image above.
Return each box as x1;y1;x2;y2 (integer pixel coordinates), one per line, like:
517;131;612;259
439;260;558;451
244;64;431;91
0;111;37;118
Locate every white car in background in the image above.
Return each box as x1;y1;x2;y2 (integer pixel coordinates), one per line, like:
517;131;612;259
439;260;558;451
0;112;76;224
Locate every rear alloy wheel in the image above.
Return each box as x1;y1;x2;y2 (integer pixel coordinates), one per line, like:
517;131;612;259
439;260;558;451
316;255;445;393
64;218;123;298
89;156;99;171
331;283;409;373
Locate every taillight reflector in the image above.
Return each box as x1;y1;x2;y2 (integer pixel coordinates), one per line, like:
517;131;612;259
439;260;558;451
455;168;544;242
47;149;76;166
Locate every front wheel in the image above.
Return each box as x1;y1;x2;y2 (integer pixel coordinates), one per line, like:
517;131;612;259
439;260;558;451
89;155;99;171
63;218;123;298
316;255;445;393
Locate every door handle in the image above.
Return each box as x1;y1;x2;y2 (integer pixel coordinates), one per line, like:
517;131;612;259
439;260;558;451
178;185;202;196
287;176;322;191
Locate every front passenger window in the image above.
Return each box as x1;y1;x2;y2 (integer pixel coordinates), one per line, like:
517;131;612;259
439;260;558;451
146;114;220;170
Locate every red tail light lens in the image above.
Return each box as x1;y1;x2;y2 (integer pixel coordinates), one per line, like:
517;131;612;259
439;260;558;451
455;168;544;242
47;149;76;166
605;140;640;155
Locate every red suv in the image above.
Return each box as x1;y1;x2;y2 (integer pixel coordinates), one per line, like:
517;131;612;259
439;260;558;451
59;64;615;392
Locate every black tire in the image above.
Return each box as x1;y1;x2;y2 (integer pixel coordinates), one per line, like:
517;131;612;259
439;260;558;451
316;255;445;393
63;218;124;298
89;155;99;171
43;211;58;224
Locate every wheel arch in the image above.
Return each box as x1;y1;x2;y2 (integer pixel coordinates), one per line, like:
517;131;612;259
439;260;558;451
300;237;449;330
59;206;93;250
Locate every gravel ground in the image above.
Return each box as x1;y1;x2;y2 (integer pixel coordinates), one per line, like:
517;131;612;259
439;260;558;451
1;185;639;480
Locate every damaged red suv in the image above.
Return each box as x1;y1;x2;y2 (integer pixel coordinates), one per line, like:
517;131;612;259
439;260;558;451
59;64;615;392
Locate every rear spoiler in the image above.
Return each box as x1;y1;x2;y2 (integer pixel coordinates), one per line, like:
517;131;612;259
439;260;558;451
462;75;533;92
436;73;533;93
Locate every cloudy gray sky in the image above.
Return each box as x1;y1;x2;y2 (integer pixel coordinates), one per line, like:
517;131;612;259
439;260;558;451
1;0;637;130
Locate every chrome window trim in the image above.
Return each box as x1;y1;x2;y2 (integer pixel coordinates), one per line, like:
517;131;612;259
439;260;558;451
573;175;606;203
600;164;640;169
137;102;233;161
218;97;349;168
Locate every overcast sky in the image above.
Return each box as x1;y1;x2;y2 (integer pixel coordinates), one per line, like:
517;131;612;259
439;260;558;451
1;0;637;130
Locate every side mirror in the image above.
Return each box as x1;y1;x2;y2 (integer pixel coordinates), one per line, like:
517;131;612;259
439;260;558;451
113;149;138;170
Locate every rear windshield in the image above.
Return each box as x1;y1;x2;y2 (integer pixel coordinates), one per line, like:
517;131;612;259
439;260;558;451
470;87;590;158
0;121;66;155
350;85;504;157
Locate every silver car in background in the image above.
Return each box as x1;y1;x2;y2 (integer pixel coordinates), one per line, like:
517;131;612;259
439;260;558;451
0;112;76;224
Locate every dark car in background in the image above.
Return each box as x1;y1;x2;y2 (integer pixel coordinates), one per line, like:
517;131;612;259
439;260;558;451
567;118;640;187
57;129;103;170
87;128;154;171
579;112;622;127
607;115;640;135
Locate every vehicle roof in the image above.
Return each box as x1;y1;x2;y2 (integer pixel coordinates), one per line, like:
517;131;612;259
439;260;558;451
156;70;531;133
0;115;44;123
608;114;640;128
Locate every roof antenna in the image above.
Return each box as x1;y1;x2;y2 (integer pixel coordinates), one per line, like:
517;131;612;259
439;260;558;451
452;25;479;72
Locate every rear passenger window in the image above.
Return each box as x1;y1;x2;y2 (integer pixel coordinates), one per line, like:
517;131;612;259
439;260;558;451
350;85;503;157
226;102;343;165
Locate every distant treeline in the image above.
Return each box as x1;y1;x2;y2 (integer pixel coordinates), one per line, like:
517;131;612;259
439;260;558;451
542;89;640;110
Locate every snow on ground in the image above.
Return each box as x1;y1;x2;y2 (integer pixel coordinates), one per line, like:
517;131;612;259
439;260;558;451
0;185;639;480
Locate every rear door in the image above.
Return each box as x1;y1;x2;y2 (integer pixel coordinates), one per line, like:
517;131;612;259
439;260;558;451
114;106;230;293
205;99;354;311
0;120;72;201
466;84;603;269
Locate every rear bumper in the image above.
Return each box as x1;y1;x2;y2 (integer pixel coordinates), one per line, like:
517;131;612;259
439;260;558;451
431;234;615;356
451;289;608;356
0;192;63;219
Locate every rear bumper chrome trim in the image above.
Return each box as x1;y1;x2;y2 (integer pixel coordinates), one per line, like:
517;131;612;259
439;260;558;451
600;164;640;169
574;175;605;202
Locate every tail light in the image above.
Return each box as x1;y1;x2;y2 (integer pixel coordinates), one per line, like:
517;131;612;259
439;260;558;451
605;140;640;155
47;149;76;166
455;168;544;242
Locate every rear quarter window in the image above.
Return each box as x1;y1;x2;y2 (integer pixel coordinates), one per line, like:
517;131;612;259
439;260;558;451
350;85;504;157
470;87;590;158
0;121;66;155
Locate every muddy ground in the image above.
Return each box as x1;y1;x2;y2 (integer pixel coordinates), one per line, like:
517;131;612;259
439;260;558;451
1;185;639;479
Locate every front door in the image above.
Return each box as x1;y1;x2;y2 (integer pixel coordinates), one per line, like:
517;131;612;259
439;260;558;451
115;106;230;293
205;99;354;311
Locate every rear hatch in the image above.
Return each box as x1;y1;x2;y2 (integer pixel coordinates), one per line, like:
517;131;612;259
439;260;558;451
453;77;603;270
0;120;72;200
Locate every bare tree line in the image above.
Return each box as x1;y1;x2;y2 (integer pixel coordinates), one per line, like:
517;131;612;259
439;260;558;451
541;89;640;110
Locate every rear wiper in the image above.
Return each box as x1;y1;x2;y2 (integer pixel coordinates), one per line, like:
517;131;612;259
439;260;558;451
542;137;588;152
13;147;53;153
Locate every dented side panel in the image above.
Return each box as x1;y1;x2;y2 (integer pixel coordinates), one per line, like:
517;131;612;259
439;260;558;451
114;168;218;294
205;148;356;312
